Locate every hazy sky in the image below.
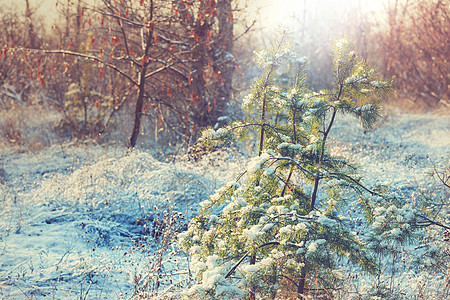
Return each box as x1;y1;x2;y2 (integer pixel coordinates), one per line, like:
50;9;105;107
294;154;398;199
2;0;55;14
2;0;58;25
1;0;384;31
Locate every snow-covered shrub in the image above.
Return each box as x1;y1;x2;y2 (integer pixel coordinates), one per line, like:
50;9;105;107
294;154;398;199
406;163;450;297
178;32;423;299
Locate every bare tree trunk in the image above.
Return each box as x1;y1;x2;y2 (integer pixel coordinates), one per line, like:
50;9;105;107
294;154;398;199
65;0;71;41
129;69;148;148
191;10;208;126
25;0;37;49
129;1;154;148
215;0;234;114
75;0;82;47
189;0;235;132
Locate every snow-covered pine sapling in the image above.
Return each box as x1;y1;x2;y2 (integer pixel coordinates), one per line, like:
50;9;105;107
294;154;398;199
180;33;394;299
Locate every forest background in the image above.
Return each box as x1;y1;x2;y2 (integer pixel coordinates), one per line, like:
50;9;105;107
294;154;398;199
1;0;447;150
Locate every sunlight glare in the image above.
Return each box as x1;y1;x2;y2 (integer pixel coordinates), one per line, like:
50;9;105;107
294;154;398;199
260;0;383;28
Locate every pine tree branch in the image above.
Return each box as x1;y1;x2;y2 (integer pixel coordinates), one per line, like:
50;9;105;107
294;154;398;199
225;251;249;279
227;123;285;140
325;172;383;197
281;166;294;197
225;242;281;279
272;156;314;177
433;165;450;189
416;215;450;230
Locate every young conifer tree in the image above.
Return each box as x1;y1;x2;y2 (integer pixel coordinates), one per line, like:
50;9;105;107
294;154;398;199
179;31;397;299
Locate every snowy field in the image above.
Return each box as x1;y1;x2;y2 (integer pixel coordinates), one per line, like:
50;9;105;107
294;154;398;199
0;110;448;299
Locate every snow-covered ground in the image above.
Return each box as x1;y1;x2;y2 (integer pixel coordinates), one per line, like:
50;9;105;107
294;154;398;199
0;110;448;299
330;110;449;190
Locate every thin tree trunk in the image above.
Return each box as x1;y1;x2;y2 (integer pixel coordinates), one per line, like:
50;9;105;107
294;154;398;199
310;103;338;211
281;166;294;197
75;0;81;47
129;71;147;148
249;253;256;300
216;0;234;115
83;97;88;135
310;177;320;211
25;0;36;49
298;265;307;298
129;1;153;148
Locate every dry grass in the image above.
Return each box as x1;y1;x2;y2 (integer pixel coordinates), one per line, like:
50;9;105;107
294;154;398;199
0;104;63;152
